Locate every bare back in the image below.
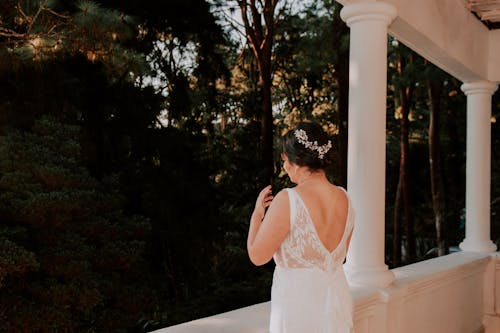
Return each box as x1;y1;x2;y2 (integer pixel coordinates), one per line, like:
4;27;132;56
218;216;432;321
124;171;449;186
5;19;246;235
293;182;349;253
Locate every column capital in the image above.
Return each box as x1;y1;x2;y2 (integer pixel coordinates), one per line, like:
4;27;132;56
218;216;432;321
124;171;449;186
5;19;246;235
340;1;397;27
461;81;498;96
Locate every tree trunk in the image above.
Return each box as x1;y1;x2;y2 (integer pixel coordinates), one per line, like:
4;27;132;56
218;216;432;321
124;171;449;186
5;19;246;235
401;88;416;262
393;173;403;266
427;77;447;257
238;0;278;186
393;53;415;264
260;61;274;185
444;80;463;244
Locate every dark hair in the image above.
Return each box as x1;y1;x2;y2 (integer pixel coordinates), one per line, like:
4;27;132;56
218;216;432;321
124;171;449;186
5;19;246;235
281;121;335;171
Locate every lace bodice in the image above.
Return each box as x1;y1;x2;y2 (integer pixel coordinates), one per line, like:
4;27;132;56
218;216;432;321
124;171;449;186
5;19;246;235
273;187;354;273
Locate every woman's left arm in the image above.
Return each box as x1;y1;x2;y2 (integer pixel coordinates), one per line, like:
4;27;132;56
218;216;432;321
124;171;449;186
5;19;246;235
247;187;290;266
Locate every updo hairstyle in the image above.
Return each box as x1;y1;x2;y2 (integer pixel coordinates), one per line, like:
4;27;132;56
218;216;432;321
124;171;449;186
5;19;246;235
281;122;335;171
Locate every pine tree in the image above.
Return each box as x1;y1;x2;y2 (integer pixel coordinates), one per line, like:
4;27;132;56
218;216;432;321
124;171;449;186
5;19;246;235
0;115;155;332
0;0;146;77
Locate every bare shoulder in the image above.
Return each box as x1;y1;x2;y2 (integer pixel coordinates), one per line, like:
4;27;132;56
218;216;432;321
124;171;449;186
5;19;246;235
335;185;348;197
261;188;290;234
262;188;290;226
334;186;349;210
275;188;290;199
268;188;290;212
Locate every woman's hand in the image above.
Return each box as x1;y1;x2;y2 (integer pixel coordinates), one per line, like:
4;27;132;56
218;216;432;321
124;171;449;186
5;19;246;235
253;185;273;220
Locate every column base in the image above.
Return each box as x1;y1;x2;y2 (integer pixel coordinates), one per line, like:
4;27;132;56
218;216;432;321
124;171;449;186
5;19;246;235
344;263;395;288
459;239;497;252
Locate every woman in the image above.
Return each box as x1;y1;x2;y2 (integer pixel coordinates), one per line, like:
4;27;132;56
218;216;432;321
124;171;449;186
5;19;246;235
247;122;354;333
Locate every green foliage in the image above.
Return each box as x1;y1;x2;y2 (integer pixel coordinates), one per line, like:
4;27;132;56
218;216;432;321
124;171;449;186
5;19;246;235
0;0;146;78
0;237;39;287
0;116;154;332
385;40;471;264
273;4;338;119
132;99;275;324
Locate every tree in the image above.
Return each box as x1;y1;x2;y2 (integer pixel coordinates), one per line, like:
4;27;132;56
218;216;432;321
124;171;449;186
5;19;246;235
237;0;280;185
269;0;349;184
442;79;467;247
0;116;155;332
0;0;145;75
389;42;417;265
425;64;448;257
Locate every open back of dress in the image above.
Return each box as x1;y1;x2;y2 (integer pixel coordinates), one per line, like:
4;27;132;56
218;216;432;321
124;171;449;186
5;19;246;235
270;187;354;333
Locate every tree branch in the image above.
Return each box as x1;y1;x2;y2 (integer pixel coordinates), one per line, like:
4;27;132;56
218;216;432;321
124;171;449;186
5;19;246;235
0;27;26;38
26;3;44;34
43;6;71;20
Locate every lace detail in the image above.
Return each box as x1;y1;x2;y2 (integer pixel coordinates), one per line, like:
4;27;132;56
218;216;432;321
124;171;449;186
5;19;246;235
273;187;354;273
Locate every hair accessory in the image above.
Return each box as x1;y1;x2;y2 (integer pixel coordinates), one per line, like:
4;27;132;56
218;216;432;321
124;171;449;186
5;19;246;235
294;129;332;160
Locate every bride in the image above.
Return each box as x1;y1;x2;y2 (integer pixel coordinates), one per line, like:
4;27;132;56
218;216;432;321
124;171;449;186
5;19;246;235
247;121;354;333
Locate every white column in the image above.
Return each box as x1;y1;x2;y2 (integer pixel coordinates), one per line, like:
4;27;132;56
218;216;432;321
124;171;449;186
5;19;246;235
459;81;498;253
341;1;397;287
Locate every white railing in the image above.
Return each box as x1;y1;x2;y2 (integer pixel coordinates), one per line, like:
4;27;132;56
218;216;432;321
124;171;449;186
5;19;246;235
154;252;500;333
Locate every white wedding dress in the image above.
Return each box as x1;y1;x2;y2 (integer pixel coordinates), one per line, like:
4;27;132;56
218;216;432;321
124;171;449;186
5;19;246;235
269;187;354;333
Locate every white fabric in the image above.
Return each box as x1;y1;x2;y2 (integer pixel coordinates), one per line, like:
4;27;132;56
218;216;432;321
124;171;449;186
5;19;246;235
270;187;355;333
